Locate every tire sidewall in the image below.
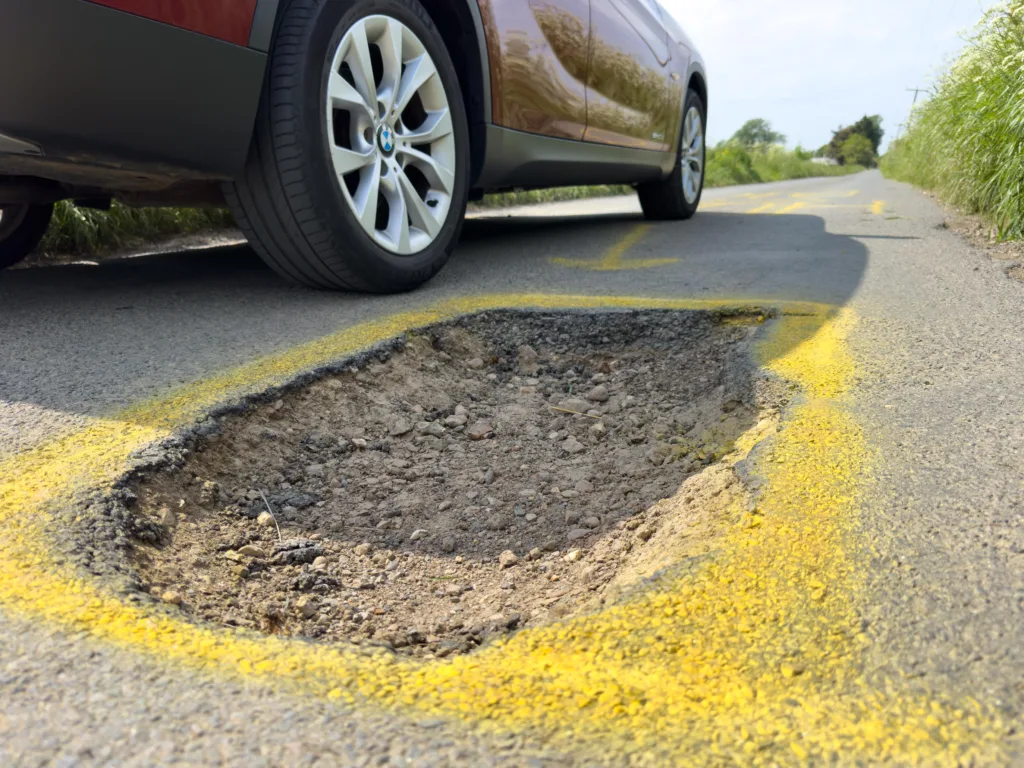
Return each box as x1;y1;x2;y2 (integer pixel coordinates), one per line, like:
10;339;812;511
0;203;53;270
294;0;470;287
676;89;706;215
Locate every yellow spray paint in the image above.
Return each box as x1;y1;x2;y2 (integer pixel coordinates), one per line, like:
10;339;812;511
0;293;1007;764
552;224;679;271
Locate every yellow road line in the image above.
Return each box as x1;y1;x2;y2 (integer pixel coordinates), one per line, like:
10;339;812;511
762;201;889;215
786;203;886;212
792;190;860;200
736;191;781;200
748;202;776;214
552;224;678;271
774;201;809;214
0;293;1007;764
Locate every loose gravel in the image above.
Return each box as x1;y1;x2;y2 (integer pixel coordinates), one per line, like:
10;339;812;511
126;310;775;658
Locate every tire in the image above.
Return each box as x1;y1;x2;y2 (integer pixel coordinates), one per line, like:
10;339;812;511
0;203;53;270
224;0;471;292
638;89;706;221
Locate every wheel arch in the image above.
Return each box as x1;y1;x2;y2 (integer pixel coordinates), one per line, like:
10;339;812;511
415;0;492;185
687;63;708;119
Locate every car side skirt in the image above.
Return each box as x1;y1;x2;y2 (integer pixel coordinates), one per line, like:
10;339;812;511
475;125;675;191
0;0;267;185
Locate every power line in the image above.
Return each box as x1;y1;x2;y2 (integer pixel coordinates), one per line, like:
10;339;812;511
906;87;927;106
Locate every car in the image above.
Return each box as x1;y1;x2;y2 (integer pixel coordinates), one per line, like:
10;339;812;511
0;0;707;291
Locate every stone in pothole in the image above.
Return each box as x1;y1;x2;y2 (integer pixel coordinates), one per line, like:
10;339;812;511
125;310;772;658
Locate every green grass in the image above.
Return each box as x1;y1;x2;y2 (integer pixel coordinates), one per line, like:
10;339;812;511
704;144;862;187
476;185;633;208
38;202;234;256
881;2;1024;239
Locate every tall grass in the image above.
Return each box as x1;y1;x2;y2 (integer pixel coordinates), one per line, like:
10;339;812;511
39;202;234;256
881;2;1024;238
704;144;862;187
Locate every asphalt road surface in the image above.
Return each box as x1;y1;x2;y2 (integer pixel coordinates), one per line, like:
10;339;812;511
0;171;1020;765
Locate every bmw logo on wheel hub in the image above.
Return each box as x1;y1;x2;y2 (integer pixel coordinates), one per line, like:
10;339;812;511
377;124;395;156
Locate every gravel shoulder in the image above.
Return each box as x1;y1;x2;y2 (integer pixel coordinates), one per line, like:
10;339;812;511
935;202;1024;283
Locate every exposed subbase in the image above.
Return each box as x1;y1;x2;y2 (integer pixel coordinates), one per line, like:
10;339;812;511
123;310;784;658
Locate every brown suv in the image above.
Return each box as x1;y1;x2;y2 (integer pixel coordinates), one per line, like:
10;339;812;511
0;0;707;291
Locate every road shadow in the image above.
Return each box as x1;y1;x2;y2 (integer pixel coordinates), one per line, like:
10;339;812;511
0;210;867;423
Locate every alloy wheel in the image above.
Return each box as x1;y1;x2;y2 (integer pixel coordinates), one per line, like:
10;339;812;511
681;106;704;204
326;15;456;255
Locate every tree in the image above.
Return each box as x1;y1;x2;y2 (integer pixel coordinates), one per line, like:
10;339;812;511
824;115;885;161
839;134;876;167
855;115;885;154
732;119;786;147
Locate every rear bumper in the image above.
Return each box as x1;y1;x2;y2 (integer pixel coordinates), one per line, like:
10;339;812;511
0;0;267;185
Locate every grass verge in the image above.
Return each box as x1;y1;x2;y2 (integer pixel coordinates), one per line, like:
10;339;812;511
704;145;862;186
881;3;1024;238
38;202;235;257
475;184;632;209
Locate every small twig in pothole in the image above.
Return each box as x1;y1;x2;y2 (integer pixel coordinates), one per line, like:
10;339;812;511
548;406;603;419
258;490;283;542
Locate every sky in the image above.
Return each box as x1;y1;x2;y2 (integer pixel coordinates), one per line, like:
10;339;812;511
661;0;999;151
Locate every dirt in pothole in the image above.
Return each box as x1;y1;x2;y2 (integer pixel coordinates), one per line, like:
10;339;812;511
129;310;781;658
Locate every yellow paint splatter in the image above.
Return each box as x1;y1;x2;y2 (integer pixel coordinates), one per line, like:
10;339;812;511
552;225;678;271
0;294;1008;764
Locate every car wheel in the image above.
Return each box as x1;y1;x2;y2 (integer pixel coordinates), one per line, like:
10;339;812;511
638;89;706;221
0;203;53;270
225;0;470;292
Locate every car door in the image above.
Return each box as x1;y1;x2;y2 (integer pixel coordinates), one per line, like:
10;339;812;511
583;0;683;152
477;0;591;141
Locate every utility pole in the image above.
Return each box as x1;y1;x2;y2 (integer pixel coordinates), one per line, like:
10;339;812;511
906;87;926;106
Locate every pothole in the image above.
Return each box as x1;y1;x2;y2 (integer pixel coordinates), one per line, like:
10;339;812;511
127;310;782;658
